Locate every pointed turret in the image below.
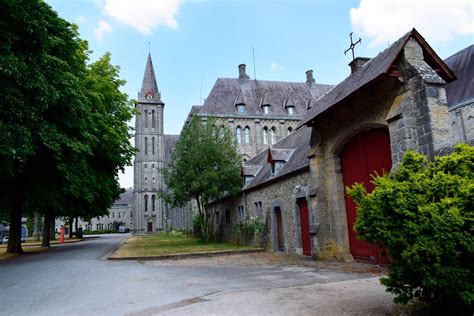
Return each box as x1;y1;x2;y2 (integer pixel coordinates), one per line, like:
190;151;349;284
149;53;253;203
138;53;163;104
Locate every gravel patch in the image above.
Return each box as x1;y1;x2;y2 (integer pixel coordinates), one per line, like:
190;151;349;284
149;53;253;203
144;252;387;275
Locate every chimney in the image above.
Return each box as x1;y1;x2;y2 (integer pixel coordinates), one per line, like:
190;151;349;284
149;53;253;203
305;70;315;85
238;64;250;79
349;57;370;74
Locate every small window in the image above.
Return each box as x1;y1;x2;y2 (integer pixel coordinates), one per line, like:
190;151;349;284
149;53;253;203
287;127;293;135
237;104;246;113
263;105;270;114
287;106;294;115
144;109;148;128
244;127;250;144
236;126;242;144
152;110;156;128
152;137;155;155
144;137;148;155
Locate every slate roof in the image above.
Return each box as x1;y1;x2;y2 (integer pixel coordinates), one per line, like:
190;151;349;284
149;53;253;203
164;134;180;163
138;54;163;104
298;28;456;128
197;78;333;117
114;187;133;205
444;44;474;108
242;126;312;191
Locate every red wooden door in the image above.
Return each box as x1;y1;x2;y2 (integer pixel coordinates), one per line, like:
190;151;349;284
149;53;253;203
341;128;391;263
297;199;311;256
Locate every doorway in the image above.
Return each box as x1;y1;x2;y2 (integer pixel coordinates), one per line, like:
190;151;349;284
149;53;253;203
274;207;284;252
147;221;153;233
297;198;311;256
341;128;391;263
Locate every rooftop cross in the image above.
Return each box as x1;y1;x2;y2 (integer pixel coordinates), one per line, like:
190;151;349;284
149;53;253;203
344;32;362;60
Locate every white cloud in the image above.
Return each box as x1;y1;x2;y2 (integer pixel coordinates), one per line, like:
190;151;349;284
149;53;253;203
350;0;474;47
100;0;181;35
94;20;113;41
270;62;284;71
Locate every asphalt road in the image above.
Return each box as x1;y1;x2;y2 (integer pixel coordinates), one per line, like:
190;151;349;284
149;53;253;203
0;234;396;315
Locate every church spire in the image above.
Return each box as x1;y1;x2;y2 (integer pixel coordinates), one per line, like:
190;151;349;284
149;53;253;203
139;53;163;104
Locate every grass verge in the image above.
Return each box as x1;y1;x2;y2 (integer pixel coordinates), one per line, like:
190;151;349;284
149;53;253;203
110;234;261;259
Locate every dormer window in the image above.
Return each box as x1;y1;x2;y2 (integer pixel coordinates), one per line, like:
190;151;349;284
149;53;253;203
244;176;253;185
263;105;271;114
287;106;295;115
271;161;285;175
236;104;246;113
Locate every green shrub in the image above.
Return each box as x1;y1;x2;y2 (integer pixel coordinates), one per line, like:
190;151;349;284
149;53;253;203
169;230;185;238
347;144;473;312
82;229;118;235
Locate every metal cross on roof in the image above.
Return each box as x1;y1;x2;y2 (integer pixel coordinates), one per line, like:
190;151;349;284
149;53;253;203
344;32;362;60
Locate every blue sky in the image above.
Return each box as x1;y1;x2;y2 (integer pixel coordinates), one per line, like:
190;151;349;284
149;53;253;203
46;0;473;188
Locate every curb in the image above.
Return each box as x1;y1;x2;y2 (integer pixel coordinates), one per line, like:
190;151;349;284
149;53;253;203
108;248;265;261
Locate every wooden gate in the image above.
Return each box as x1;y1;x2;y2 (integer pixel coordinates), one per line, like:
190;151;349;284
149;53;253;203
297;198;311;256
341;128;391;263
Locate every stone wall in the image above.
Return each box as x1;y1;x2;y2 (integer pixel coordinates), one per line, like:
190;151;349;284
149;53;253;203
200;115;301;160
449;102;474;145
212;170;311;255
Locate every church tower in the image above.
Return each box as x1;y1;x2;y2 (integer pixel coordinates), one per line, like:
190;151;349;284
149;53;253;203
133;54;165;234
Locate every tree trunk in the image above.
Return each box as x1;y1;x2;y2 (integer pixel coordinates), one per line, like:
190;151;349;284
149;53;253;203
6;197;24;254
42;211;52;247
49;215;55;240
68;217;73;239
75;216;79;239
33;211;42;241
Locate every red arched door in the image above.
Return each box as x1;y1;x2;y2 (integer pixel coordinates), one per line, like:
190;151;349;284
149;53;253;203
341;128;391;263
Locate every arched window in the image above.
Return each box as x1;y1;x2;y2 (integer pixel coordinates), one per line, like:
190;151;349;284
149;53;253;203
287;127;293;135
244;126;250;144
152;194;156;212
144;109;148;128
152;110;156;128
144;194;148;212
144;137;148;155
270;127;276;144
152;137;155;155
236;126;242;144
220;126;225;138
263;127;268;145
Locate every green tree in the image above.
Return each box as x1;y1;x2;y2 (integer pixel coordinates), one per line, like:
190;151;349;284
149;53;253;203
163;116;242;242
0;1;134;252
347;144;473;312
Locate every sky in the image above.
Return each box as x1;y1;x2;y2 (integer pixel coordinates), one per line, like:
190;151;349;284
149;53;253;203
45;0;473;189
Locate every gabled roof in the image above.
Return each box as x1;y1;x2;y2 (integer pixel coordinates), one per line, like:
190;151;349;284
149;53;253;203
241;164;261;177
164;134;180;163
114;188;134;205
298;28;456;128
267;148;295;162
138;54;163;104
444;44;474;108
242;126;312;191
197;78;333;117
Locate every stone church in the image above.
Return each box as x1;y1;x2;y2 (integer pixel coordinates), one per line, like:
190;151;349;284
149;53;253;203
211;29;472;263
132;54;191;234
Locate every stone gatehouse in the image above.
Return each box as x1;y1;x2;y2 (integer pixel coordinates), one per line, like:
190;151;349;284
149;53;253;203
211;29;472;263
